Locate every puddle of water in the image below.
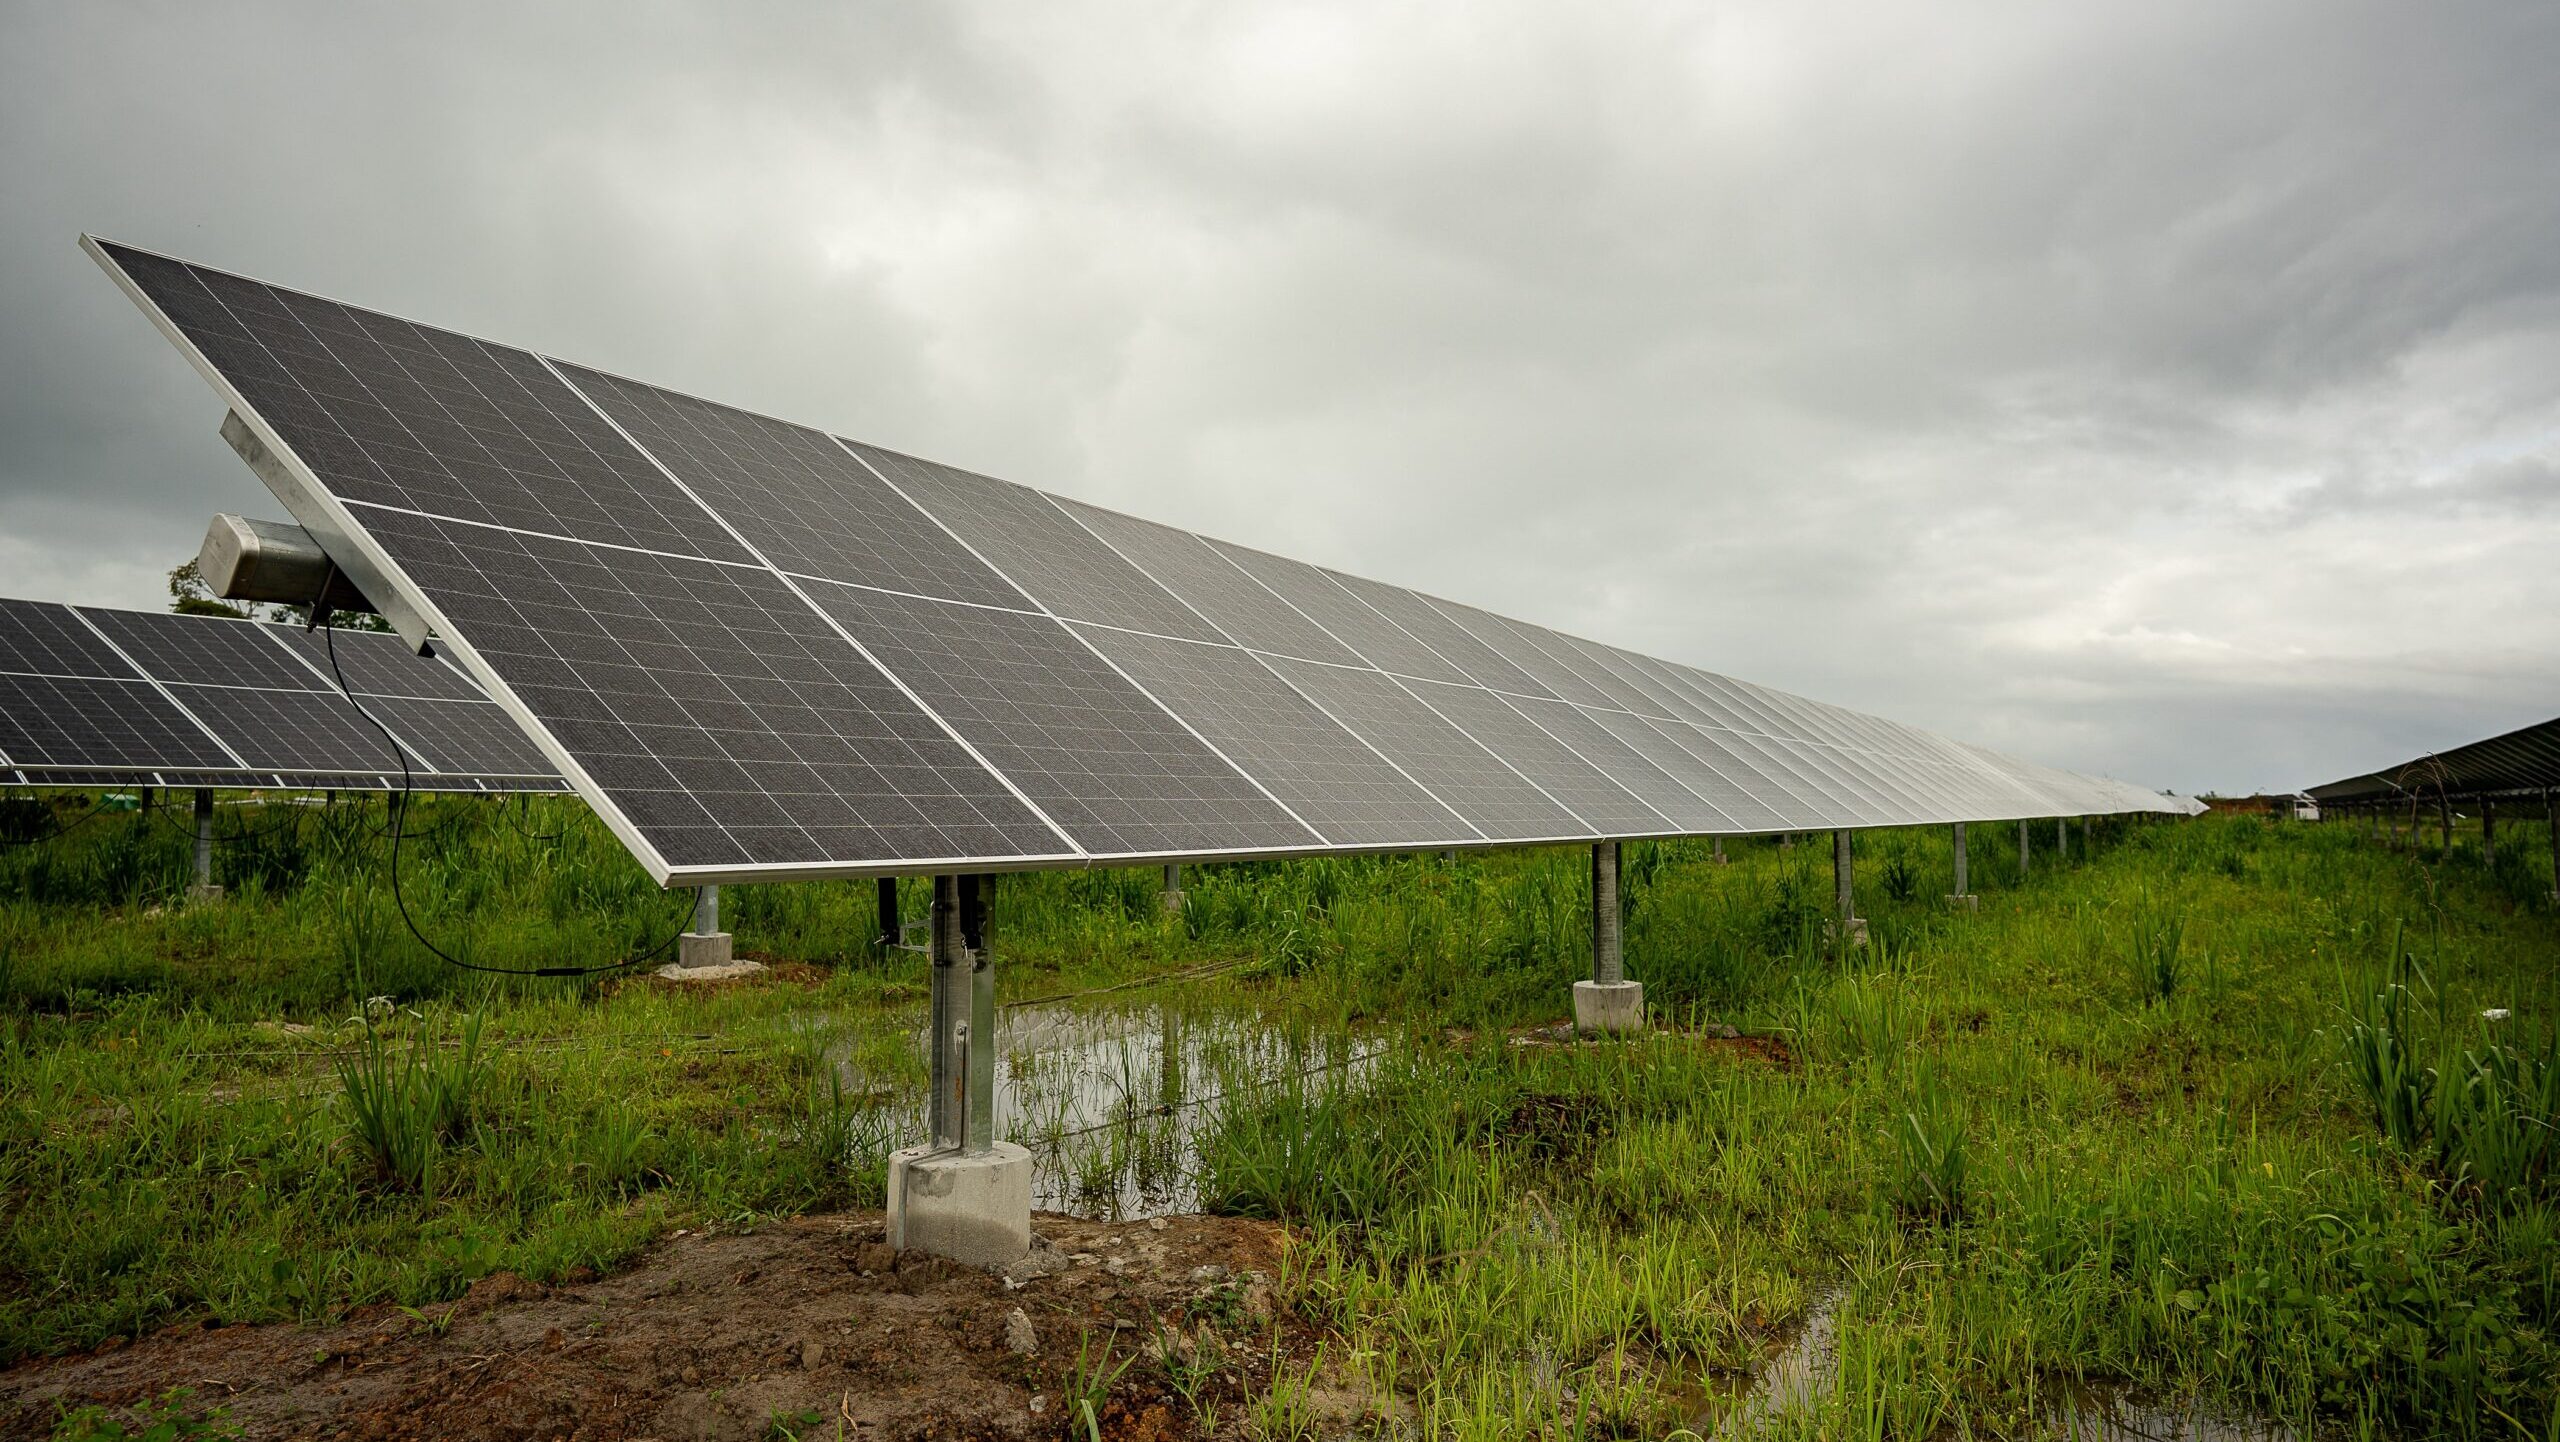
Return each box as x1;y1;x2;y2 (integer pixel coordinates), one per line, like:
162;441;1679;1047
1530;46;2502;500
1690;1294;2292;1441
831;993;1377;1219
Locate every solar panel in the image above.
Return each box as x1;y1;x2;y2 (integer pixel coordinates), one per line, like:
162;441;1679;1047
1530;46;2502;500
0;596;566;792
89;237;2201;880
2309;714;2560;806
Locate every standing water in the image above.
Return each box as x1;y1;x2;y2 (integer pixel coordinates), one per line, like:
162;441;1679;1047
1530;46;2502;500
832;991;1377;1219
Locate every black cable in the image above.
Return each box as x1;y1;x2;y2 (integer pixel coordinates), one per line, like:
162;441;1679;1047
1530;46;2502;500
0;794;114;852
321;610;694;978
501;792;566;843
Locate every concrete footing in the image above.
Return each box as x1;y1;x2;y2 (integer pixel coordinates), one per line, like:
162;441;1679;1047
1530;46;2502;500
1944;894;1979;911
185;883;225;904
658;932;764;981
1572;979;1645;1035
1828;916;1870;948
887;1141;1033;1267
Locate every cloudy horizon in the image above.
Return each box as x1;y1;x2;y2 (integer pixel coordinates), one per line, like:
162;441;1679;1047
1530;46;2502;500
5;1;2556;800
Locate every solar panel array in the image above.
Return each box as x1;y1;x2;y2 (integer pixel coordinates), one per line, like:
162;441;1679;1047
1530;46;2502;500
89;238;2195;883
2308;714;2560;807
0;596;564;792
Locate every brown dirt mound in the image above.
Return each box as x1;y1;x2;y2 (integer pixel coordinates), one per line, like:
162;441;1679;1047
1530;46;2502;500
2;1213;1320;1441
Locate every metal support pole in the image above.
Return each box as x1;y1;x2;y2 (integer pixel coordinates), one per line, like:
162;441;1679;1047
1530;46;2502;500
927;876;970;1153
191;789;215;894
691;883;719;936
876;877;900;950
2483;798;2496;865
2547;790;2559;902
960;875;994;1153
2056;815;2068;861
2438;791;2454;852
1951;822;1969;895
2080;815;2091;854
1590;841;1621;984
1711;835;1727;865
1833;829;1855;920
2018;818;2030;876
1160;862;1183;913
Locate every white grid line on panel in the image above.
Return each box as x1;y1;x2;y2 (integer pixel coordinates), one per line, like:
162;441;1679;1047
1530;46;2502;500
245;623;454;773
539;355;1086;864
63;606;252;770
1179;542;1604;836
1035;495;1491;844
832;434;1330;851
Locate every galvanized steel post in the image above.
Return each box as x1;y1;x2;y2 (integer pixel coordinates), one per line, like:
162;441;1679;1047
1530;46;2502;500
2547;791;2559;903
961;875;994;1153
2018;818;2030;876
2484;798;2497;865
875;877;900;951
190;789;215;895
1161;862;1183;914
691;883;719;936
1591;841;1622;985
1833;829;1855;920
1951;822;1969;896
928;876;970;1153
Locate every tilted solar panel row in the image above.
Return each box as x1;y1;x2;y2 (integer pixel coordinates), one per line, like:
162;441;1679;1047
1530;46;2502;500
0;595;564;792
2308;714;2560;807
88;238;2194;882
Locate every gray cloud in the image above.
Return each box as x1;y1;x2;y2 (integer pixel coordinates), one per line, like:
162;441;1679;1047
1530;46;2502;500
3;0;2556;799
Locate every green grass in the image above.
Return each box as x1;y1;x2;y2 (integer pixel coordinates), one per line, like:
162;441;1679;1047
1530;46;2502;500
2;795;2557;1436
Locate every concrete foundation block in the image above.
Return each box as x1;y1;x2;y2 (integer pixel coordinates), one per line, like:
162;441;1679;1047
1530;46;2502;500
657;933;765;982
888;1141;1033;1267
1158;889;1185;915
1572;980;1645;1036
1828;917;1870;948
185;883;225;904
1944;894;1979;912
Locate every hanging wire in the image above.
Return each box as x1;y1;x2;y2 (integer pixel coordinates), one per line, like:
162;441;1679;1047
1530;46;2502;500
319;608;694;978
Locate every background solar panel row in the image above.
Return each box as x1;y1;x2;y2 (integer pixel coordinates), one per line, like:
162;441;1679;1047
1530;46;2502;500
94;239;2197;882
0;595;565;793
2308;715;2560;807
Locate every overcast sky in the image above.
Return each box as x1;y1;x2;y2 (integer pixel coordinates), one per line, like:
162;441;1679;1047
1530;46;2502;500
4;1;2555;799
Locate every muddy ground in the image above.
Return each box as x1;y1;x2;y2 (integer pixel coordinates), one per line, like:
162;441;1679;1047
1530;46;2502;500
1;1213;1329;1442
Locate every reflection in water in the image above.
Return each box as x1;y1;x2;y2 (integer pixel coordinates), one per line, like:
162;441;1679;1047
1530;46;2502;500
835;994;1377;1219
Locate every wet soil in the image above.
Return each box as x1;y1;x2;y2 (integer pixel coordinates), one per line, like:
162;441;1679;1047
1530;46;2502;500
0;1213;1314;1442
